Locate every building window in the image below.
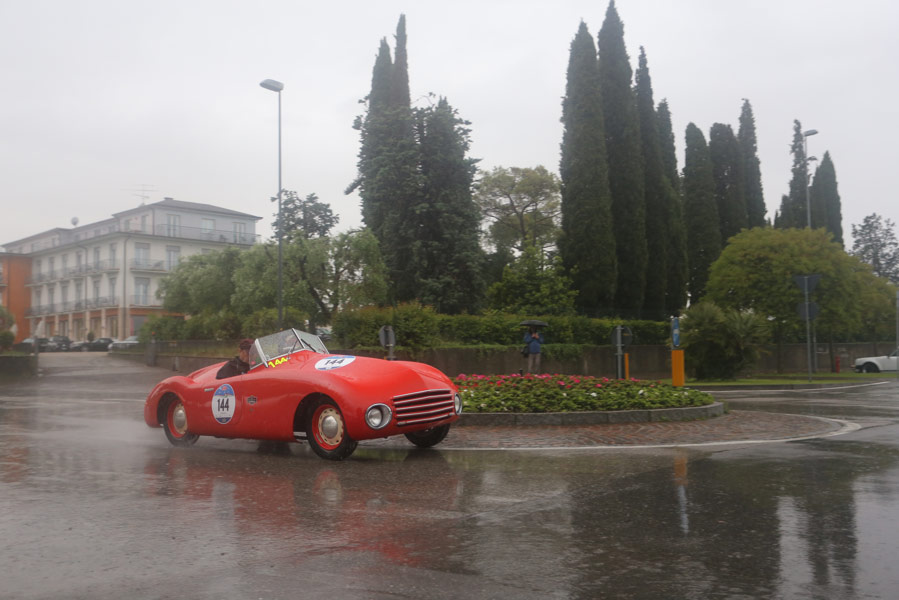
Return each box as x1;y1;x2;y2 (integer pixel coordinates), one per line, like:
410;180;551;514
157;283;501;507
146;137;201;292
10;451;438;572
166;214;181;237
48;257;55;278
93;279;101;300
134;277;150;305
201;218;215;235
61;284;69;304
109;244;117;267
233;222;246;243
165;246;181;271
140;215;149;233
62;254;68;274
134;243;150;267
93;247;101;269
108;276;117;300
75;281;82;302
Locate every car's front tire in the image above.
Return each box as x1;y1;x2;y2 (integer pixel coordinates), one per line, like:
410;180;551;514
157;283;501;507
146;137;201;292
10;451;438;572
863;363;880;373
404;424;451;448
162;397;199;447
306;399;357;460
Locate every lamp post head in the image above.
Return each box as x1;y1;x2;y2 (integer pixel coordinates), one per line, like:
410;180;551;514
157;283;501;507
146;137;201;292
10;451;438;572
260;79;284;92
802;129;818;137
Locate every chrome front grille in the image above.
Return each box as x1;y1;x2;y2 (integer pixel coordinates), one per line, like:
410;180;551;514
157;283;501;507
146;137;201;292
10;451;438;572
392;389;455;426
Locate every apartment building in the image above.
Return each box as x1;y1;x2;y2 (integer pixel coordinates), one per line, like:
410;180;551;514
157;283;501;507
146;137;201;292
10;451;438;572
0;252;32;343
1;198;260;341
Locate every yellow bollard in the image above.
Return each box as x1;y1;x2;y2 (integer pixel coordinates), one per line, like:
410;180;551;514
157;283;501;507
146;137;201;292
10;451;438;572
671;349;685;387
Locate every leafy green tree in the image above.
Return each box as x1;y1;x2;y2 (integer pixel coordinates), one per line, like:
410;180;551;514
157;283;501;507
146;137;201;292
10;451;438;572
851;213;899;282
656;100;679;189
738;100;766;228
709;123;747;243
683;123;721;301
487;247;577;316
559;21;616;316
413;97;485;314
273;191;338;240
598;0;647;317
475;166;562;262
810;151;843;245
159;247;243;315
705;227;885;369
681;301;769;379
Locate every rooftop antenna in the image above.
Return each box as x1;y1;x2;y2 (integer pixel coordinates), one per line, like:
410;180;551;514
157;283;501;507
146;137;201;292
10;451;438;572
124;184;158;206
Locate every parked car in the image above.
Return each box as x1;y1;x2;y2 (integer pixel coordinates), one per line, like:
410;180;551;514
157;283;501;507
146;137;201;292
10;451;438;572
71;337;114;352
854;349;898;373
49;335;72;352
144;328;462;460
110;335;140;350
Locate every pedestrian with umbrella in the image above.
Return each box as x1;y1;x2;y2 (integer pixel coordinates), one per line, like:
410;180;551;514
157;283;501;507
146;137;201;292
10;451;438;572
521;320;547;374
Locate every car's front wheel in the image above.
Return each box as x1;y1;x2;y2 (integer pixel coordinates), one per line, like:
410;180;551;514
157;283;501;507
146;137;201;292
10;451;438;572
306;399;357;460
863;363;880;373
162;397;199;447
404;424;451;448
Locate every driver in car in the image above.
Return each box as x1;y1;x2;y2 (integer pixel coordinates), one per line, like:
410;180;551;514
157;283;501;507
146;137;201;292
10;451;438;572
216;338;254;379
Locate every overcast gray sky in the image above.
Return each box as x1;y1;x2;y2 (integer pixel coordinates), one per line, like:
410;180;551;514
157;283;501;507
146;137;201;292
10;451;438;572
2;0;896;249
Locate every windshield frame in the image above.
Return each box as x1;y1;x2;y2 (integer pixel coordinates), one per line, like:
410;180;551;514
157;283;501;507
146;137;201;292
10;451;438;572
248;329;329;370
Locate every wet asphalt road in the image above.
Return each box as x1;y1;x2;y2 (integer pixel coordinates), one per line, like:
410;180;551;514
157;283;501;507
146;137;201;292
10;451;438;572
2;354;899;599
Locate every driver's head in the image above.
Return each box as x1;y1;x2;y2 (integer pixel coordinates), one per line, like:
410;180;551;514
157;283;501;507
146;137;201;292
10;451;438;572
238;338;254;361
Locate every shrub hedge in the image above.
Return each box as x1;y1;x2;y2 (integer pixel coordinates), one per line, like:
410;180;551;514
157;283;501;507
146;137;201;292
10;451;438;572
333;304;670;349
453;373;713;413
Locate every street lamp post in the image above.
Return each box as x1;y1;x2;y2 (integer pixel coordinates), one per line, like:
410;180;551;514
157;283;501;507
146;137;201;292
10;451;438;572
803;128;818;228
260;78;284;329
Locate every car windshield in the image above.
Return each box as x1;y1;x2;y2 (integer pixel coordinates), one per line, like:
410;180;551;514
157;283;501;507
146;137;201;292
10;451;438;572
249;328;329;369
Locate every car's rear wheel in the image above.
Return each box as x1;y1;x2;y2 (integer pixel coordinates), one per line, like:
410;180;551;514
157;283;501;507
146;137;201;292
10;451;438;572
163;397;199;447
404;424;451;448
306;399;357;460
863;363;880;373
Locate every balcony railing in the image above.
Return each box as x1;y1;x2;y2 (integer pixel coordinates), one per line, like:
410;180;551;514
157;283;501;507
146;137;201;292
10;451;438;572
130;295;163;307
130;258;167;271
153;224;259;245
27;260;120;284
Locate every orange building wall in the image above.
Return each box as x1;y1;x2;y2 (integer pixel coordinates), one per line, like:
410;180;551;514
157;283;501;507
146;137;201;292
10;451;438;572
0;255;31;343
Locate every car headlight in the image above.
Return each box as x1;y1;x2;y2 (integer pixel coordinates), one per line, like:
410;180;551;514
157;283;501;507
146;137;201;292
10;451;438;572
454;392;463;415
365;404;392;430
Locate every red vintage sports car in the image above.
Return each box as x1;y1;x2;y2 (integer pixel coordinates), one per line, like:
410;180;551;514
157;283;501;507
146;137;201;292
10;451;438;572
144;329;462;460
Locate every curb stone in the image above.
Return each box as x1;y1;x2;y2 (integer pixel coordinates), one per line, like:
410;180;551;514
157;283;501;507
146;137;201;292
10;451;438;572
458;401;726;427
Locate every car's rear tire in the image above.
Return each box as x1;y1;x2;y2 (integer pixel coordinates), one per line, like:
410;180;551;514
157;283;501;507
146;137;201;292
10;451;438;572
306;399;357;460
863;363;880;373
162;397;199;447
404;424;451;448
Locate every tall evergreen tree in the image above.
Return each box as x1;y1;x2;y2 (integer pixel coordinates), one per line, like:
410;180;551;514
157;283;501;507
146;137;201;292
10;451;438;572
349;15;424;304
413;98;485;313
683;123;721;301
559;21;616;316
810;151;843;245
657;100;679;188
738;99;766;228
598;1;646;317
776;120;808;229
709;123;747;243
657;99;688;315
635;47;669;319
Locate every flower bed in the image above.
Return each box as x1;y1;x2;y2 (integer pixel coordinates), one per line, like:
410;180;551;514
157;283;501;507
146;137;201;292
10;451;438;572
453;373;713;413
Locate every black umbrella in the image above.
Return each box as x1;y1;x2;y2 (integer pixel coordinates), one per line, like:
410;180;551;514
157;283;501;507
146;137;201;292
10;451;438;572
520;320;548;327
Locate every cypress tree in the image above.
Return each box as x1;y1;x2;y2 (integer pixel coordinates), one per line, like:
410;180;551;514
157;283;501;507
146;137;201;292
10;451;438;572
657;100;680;188
353;39;395;238
709;123;747;243
811;151;843;245
738;100;766;228
657;99;688;315
415;98;485;313
777;120;808;229
559;21;616;316
598;1;646;317
683;123;721;301
635;47;669;320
